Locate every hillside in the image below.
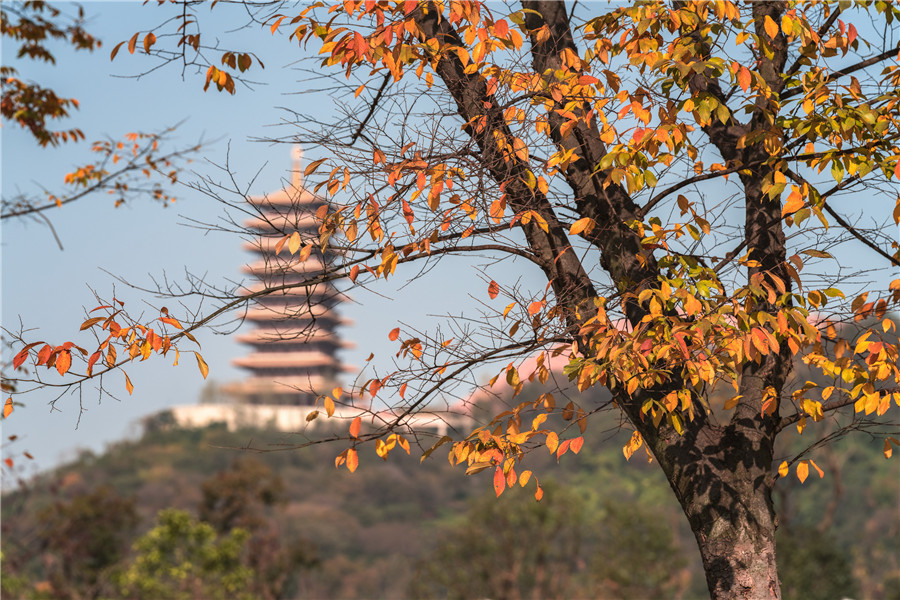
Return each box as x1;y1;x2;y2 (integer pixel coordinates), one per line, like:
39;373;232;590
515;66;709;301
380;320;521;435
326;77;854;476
2;409;898;599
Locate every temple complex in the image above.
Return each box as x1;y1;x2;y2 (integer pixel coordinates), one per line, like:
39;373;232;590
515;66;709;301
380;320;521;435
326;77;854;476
221;147;349;405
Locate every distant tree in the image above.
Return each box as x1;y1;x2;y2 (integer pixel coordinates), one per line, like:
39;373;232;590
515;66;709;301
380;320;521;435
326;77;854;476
115;508;254;600
199;457;317;600
776;525;858;600
36;485;137;600
410;484;687;599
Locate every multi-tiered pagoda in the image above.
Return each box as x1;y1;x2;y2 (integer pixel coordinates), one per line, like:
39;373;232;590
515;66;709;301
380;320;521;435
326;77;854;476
223;147;348;405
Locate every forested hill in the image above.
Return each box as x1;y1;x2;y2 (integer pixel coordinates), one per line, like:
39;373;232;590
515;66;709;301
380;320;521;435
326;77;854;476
2;413;898;599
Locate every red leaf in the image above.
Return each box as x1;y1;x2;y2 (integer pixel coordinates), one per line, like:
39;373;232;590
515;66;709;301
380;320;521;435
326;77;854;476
3;458;12;468
493;466;506;497
13;349;29;370
87;351;101;376
349;416;361;439
488;280;500;299
388;327;400;341
36;344;52;366
494;19;509;38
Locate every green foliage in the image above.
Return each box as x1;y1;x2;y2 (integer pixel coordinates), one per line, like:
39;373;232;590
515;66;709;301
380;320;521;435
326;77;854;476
777;526;857;600
409;484;688;600
115;509;254;600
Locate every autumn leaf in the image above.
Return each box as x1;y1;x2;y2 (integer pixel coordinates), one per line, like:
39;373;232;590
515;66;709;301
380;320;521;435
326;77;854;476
324;396;335;417
288;231;302;255
796;460;809;483
388;327;400;341
493;466;505;497
569;217;596;236
55;350;72;376
3;398;13;419
124;372;134;395
346;448;359;473
349;415;361;439
195;352;209;379
488;280;500;299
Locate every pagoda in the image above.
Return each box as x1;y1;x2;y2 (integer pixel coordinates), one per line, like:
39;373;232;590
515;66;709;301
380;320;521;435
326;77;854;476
222;147;349;405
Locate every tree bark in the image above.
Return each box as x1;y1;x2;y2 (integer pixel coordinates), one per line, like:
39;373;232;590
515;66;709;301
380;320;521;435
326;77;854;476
648;422;781;598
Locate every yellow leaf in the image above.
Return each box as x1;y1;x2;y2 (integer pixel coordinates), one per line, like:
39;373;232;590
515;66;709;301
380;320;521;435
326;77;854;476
333;386;343;400
885;438;893;459
546;431;559;454
3;398;13;419
778;461;789;478
623;430;643;461
324;397;335;417
288;231;302;255
519;470;532;487
124;372;134;395
306;410;319;422
796;460;809;483
195;352;209;379
724;395;742;410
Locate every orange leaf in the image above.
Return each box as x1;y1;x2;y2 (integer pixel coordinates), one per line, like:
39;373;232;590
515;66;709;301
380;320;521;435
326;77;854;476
763;15;779;39
324;397;335;417
569;217;596;236
4;458;12;468
3;398;13;419
143;32;156;53
493;466;506;497
124;372;134;395
55;350;71;376
195;352;209;379
569;436;584;454
737;66;751;92
346;448;358;473
796;460;809;483
388;327;400;341
528;301;543;316
535;482;544;501
127;32;138;55
349;416;361;439
488;280;500;299
781;186;804;217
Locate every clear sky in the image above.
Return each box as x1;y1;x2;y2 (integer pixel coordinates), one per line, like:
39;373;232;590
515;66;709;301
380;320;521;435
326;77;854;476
1;1;506;474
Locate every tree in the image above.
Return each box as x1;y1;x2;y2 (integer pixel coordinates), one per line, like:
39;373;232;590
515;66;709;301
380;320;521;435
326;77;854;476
7;2;900;598
36;485;138;599
115;508;255;600
410;484;688;599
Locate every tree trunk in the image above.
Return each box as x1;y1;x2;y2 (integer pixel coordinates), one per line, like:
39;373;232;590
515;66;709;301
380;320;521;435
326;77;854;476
653;424;782;599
